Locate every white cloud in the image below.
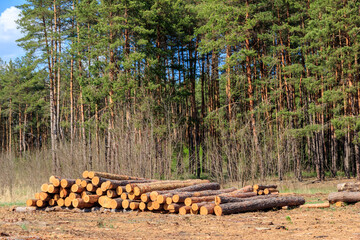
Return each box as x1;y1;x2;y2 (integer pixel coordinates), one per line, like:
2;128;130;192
0;6;22;42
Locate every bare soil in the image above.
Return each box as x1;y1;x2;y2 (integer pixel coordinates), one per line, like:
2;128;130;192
1;193;360;240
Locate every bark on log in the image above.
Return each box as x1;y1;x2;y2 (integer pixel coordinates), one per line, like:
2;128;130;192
214;196;305;216
179;206;191;215
71;184;85;193
167;203;185;213
130;201;140;210
300;202;330;208
172;188;236;203
215;194;278;205
200;203;215;215
36;200;48;208
328;192;360;203
88;171;145;180
184;196;215;206
26;199;37;207
72;199;95;208
218;191;257;199
60;179;76;188
132;180;210;196
47;185;59;194
107;190;119;198
253;184;277;191
337;182;360;192
109;198;123;209
83;195;99;203
86;184;97;192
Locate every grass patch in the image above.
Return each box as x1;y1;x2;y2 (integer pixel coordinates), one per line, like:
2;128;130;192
0;201;26;207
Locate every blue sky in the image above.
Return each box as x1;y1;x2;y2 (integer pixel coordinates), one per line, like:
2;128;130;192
0;0;26;63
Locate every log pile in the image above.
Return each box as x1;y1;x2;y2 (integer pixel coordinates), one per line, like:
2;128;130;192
328;182;360;205
25;172;305;215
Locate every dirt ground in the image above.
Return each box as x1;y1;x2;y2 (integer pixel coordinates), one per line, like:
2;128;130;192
1;193;360;240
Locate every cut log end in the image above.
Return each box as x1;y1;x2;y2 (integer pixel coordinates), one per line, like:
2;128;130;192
139;202;147;211
126;184;132;193
26;199;37;207
82;170;89;179
214;205;222;216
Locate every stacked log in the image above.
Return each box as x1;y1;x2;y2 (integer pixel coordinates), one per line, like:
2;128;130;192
328;182;360;206
25;171;302;215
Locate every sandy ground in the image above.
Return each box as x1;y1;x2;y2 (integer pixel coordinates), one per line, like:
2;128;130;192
1;194;360;240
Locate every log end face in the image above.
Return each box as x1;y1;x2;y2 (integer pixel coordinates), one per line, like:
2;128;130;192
214;206;222;216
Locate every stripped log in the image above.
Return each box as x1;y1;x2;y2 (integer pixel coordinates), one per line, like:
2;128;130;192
103;180;155;191
200;203;215;215
300;202;330;208
87;171;145;180
172;188;236;203
253;184;277;191
214;196;305;216
60;179;76;188
26;199;37;207
179;206;191;215
328;192;360;204
337;182;360;192
132;179;210;196
72;199;95;208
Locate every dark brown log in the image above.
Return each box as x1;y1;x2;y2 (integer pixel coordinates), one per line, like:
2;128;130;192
337;182;360;192
172;188;236;203
132;180;210;196
253;184;277;191
214;196;305;216
26;199;37;207
88;171;145;180
179;206;191;215
328;192;360;203
215;194;278;205
72;199;95;208
60;179;76;188
103;179;155;191
199;203;215;215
